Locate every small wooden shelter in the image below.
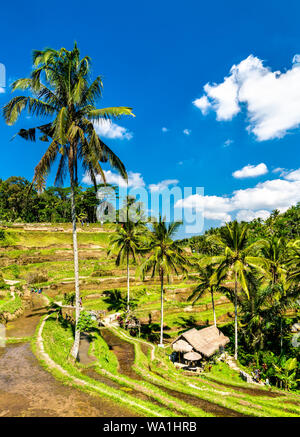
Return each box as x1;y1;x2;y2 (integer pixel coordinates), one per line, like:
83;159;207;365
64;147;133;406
183;351;202;366
172;326;229;364
172;339;193;353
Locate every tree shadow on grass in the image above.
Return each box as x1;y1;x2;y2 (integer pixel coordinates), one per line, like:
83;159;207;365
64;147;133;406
175;315;209;334
140;322;172;342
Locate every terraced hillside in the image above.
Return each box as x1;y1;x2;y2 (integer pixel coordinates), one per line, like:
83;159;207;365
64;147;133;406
1;223;300;417
0;223;234;336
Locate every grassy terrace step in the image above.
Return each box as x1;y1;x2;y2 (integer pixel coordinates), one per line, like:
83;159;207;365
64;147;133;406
95;327;249;416
35;315;178;417
0;294;22;315
108;327;300;417
2;224;300;416
88;332;213;417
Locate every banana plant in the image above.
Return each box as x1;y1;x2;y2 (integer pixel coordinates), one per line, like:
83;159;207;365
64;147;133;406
273;357;299;391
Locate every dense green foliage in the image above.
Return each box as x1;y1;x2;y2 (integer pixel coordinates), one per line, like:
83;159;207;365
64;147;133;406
0;176;112;223
181;205;300;253
182;216;300;390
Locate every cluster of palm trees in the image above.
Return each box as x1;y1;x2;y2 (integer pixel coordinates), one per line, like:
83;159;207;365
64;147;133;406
189;222;300;361
111;216;300;361
3;43;299;367
110;214;300;365
109;207;188;346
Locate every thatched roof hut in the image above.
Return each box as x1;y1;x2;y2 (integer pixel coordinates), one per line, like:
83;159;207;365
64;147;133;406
172;326;229;358
184;351;202;361
172;339;193;353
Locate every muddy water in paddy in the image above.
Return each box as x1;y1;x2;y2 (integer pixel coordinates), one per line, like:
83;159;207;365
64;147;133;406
0;343;138;417
79;333;174;412
0;299;138;417
140;343;151;358
100;328;143;381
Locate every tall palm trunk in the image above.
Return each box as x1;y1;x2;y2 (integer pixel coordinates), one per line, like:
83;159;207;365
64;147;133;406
159;269;164;346
127;251;130;312
234;271;238;361
69;149;81;362
211;287;216;327
280;318;283;354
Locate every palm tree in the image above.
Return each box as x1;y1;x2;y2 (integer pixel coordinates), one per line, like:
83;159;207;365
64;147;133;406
108;219;145;312
188;265;219;327
260;236;287;285
3;44;134;361
140;218;188;346
286;239;300;281
205;221;267;360
260;236;287;353
238;273;299;365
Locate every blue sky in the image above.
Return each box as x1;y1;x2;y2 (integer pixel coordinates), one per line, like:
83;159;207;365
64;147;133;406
1;0;300;238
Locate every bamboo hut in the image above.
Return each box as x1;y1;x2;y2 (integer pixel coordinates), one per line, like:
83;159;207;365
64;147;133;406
172;326;229;364
172;339;193;353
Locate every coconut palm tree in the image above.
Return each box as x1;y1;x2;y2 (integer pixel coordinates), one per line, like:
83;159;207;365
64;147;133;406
240;279;300;356
260;236;288;353
140;217;188;346
260;236;287;285
205;221;267;360
188;265;220;327
286;239;300;281
108;219;145;312
3;44;134;360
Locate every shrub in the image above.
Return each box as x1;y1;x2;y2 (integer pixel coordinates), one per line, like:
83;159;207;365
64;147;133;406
62;292;76;305
77;311;97;333
10;265;20;279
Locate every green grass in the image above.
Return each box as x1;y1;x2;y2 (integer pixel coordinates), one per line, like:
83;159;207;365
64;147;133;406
109;327;300;417
2;224;299;417
92;333;119;374
89;332;214;416
0;294;22;314
38;315;176;417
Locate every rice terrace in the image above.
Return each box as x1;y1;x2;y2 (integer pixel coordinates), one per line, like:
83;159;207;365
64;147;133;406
1;1;300;423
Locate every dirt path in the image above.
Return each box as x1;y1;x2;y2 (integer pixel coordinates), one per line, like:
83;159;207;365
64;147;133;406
0;298;138;417
0;343;137;417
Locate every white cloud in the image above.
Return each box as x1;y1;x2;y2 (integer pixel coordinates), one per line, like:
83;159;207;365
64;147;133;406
232;163;268;179
94;119;133;140
82;170;145;189
194;54;300;141
272;167;285;174
175;167;300;223
0;87;4;93
284;169;300;181
224;139;233;147
193;95;211;114
162;127;169;132
232;178;300;211
183;129;191;136
149;179;179;192
203;74;239;120
236;209;270;222
175;194;232;222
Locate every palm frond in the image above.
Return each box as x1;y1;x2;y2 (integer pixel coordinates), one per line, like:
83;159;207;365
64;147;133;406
87;107;135;120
